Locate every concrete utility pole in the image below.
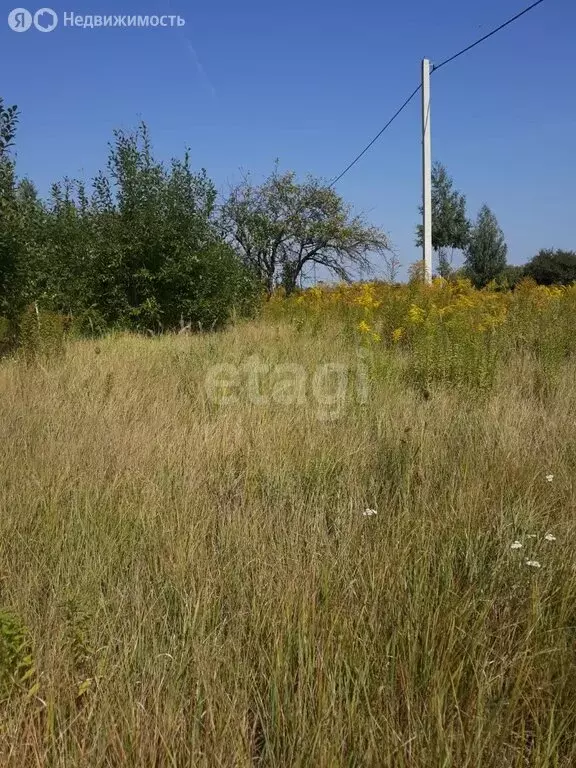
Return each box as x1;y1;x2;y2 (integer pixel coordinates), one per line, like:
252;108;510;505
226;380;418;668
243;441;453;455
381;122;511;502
421;58;433;284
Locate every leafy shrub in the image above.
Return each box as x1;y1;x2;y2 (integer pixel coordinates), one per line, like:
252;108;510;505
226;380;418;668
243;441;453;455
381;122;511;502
0;610;36;701
2;118;261;339
154;242;261;332
494;264;525;290
524;249;576;286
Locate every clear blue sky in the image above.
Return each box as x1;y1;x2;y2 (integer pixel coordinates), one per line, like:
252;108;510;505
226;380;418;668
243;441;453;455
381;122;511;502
2;0;575;277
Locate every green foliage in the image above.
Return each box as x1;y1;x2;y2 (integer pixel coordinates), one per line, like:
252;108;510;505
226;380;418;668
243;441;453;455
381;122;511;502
0;107;260;337
157;241;260;330
464;205;508;288
524;249;576;286
62;600;94;674
221;166;390;295
416;162;470;278
60;599;100;700
494;264;525;290
0;100;25;325
505;279;576;396
0;98;19;158
0;609;36;701
406;313;499;394
0;159;20;317
45;124;259;332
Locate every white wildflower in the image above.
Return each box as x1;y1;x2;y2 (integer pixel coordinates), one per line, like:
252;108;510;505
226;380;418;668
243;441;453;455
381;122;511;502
527;534;537;539
544;532;556;542
510;541;523;550
363;508;378;517
525;560;541;568
546;474;554;483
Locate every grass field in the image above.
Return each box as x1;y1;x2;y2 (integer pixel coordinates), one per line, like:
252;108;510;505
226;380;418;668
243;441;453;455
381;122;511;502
1;281;576;766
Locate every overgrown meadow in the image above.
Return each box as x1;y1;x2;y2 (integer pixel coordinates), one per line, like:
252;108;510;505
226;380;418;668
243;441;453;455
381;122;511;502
1;277;576;767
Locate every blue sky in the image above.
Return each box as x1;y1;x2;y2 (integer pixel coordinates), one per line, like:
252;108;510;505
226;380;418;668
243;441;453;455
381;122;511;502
2;0;575;278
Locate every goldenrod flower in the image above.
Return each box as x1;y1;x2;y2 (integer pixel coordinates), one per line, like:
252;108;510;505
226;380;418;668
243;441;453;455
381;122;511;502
408;304;425;324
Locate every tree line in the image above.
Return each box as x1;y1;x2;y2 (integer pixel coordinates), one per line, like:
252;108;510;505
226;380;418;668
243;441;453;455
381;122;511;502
0;98;392;339
1;96;574;343
416;161;576;288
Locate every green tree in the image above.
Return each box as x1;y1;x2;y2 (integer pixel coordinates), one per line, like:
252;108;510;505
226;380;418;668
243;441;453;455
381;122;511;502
524;249;576;286
42;179;95;317
1;100;51;326
0;99;24;322
220;167;390;295
82;123;258;330
14;177;48;304
2;109;258;334
464;205;507;288
0;98;18;158
100;124;255;329
416;162;470;278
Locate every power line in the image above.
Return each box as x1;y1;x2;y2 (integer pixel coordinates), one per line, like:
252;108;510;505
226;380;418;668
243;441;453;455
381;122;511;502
330;0;548;185
432;0;547;72
329;84;422;187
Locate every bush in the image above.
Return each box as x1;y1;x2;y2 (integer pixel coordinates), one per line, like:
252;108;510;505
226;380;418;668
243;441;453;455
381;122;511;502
524;249;576;286
0;609;36;701
156;242;261;331
494;264;525;290
2;118;261;339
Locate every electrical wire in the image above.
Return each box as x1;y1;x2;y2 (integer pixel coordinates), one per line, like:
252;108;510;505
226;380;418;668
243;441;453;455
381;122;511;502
329;0;548;185
432;0;547;72
329;84;422;187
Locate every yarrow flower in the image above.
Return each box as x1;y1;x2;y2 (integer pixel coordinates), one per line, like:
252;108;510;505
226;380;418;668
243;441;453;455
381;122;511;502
545;474;554;482
525;560;541;568
363;508;378;517
544;532;556;542
510;541;522;550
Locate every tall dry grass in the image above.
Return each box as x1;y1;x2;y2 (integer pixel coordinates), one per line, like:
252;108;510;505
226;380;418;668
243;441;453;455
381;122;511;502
1;317;576;766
